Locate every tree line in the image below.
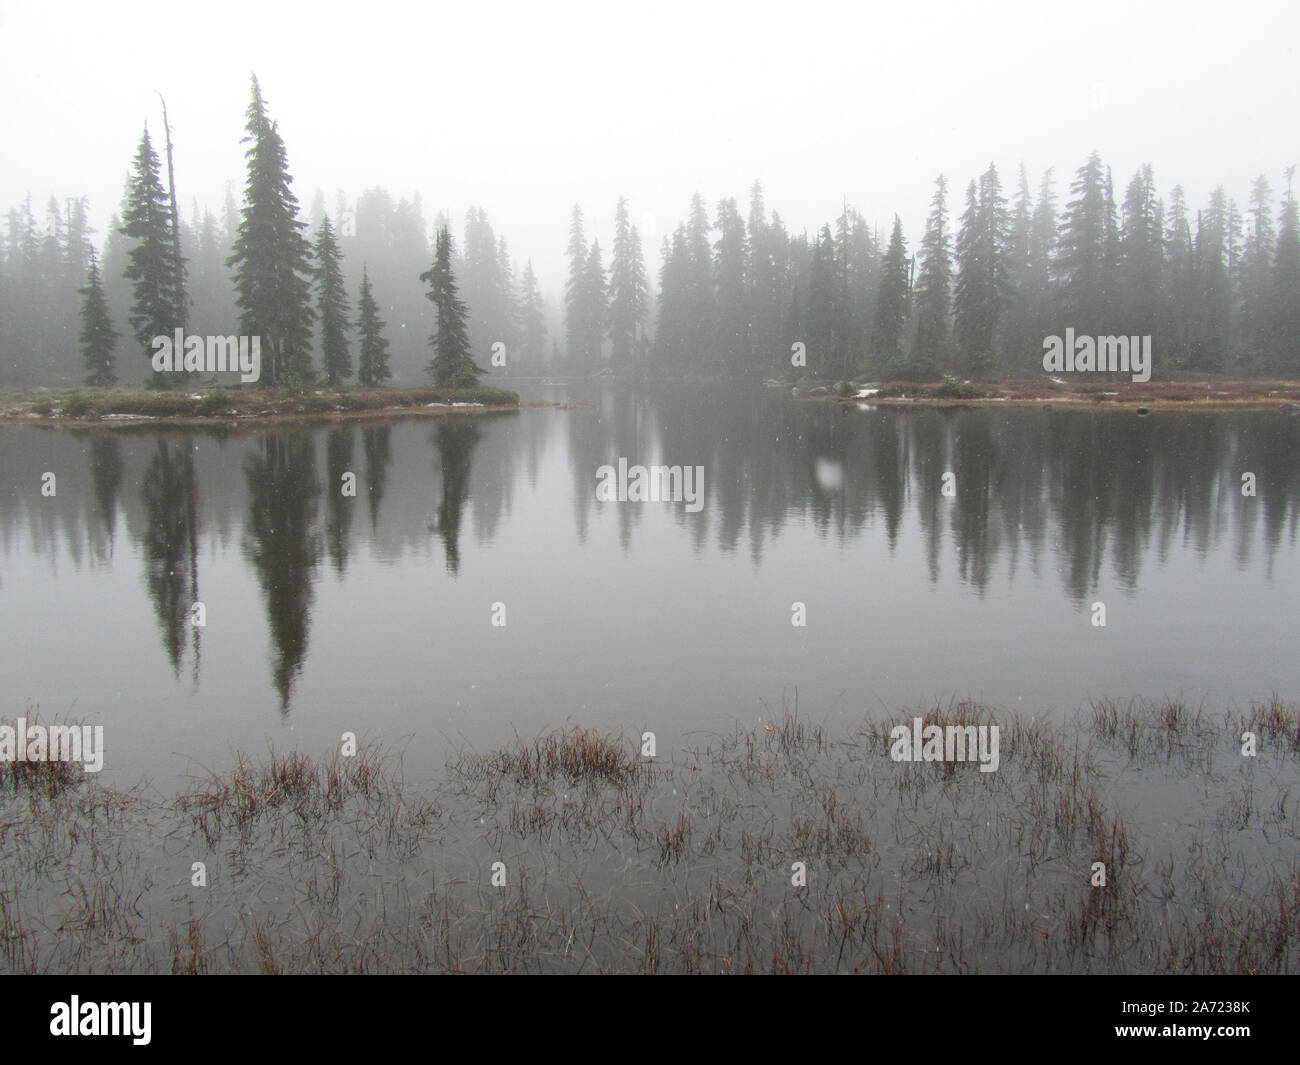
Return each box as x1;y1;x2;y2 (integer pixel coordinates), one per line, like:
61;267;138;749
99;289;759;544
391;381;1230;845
2;78;1296;386
0;76;535;389
575;158;1296;381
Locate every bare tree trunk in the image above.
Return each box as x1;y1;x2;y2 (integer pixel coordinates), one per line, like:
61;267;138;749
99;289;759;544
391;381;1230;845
155;91;187;331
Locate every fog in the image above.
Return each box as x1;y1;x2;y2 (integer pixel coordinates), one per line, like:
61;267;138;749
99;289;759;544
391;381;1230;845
3;0;1295;295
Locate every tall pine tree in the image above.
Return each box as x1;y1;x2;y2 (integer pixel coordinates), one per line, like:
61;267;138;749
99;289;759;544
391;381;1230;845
356;266;391;386
421;227;484;387
874;216;910;371
608;196;648;365
912;175;952;376
227;75;315;387
517;260;548;366
79;251;118;386
121;124;183;385
313;215;352;386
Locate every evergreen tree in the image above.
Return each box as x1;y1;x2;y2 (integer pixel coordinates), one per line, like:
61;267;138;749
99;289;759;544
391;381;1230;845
874;216;910;369
654;228;689;365
608;196;648;365
1192;187;1231;370
912;174;952;375
1026;169;1060;346
746;181;781;368
79;252;117;386
683;193;714;362
953;164;1010;375
564;204;588;364
518;261;548;367
1119;164;1163;338
1163;186;1195;367
1239;175;1275;367
313;215;352;386
227;75;315;387
628;225;649;360
806;225;838;373
1057;151;1118;338
1273;166;1300;373
121;124;182;384
997;165;1035;371
584;239;607;363
421;227;483;387
460;206;510;368
356;266;391;386
498;233;521;366
838;207;876;372
713;197;748;370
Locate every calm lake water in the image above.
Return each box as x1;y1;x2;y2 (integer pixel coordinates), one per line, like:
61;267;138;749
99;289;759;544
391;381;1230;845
2;382;1298;791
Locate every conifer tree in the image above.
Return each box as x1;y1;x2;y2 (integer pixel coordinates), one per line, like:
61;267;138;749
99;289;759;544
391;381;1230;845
584;239;607;363
1273;166;1300;373
1239;175;1275;368
609;196;648;365
121;124;182;384
1192;187;1231;369
805;227;837;372
683;193;714;361
564;204;587;364
912;174;953;374
356;266;391;386
313;215;352;386
421;227;483;387
874;216;910;369
713;197;749;370
518;260;548;366
654;228;689;365
953;165;1010;374
227;75;315;387
1119;164;1163;338
1163;186;1195;367
79;252;118;386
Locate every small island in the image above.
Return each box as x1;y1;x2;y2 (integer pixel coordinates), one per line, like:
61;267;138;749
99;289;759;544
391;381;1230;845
807;376;1300;412
0;383;523;430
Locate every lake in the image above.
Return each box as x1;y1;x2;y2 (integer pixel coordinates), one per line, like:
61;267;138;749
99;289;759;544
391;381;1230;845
2;381;1297;792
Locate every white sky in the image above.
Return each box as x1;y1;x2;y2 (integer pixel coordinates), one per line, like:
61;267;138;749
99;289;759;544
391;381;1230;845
1;0;1296;299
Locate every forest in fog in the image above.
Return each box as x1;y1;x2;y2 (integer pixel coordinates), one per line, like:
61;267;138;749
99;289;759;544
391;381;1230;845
2;76;1297;388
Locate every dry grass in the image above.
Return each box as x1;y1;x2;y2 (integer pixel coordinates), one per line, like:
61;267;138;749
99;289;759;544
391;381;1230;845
464;726;645;792
3;702;1300;974
0;715;86;801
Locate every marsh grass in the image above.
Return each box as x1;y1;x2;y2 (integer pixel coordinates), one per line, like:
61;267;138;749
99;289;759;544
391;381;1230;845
0;715;87;802
3;698;1299;973
458;726;646;793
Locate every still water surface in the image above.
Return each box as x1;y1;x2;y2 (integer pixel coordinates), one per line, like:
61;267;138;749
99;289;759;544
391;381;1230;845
2;382;1297;791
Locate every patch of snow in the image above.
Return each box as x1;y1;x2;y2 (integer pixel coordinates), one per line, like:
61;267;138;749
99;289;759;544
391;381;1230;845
855;388;879;398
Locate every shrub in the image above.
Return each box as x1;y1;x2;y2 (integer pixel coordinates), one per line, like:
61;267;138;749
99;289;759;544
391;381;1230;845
196;390;231;416
62;391;94;417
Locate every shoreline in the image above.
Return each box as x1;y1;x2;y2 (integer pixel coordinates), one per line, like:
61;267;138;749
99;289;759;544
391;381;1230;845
828;377;1300;413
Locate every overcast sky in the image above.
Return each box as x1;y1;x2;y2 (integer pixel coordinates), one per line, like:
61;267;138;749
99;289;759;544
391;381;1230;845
2;0;1296;300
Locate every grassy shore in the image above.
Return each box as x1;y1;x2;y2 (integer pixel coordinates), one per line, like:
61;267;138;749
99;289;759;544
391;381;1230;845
0;384;522;428
836;378;1300;411
2;697;1298;973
